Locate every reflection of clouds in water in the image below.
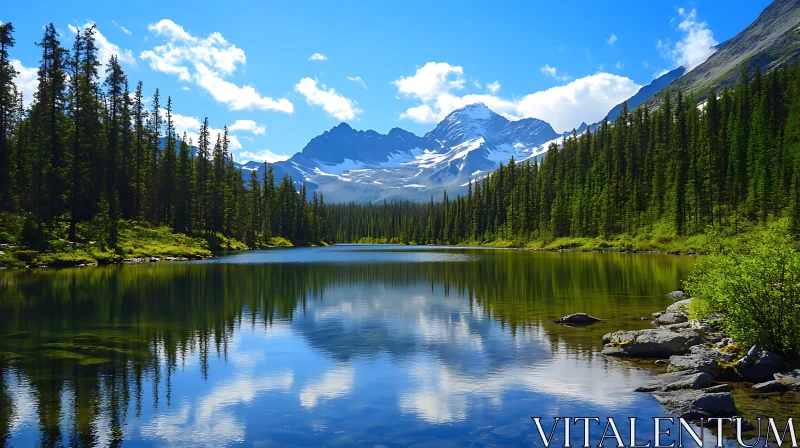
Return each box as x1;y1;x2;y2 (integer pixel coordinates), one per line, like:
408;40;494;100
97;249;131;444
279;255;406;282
140;372;293;447
4;371;37;434
299;364;354;408
399;349;652;424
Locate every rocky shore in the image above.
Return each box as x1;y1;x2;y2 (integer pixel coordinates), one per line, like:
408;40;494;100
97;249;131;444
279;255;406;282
599;293;799;424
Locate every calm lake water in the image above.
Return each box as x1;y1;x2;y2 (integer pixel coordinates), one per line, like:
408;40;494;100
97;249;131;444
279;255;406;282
0;246;703;447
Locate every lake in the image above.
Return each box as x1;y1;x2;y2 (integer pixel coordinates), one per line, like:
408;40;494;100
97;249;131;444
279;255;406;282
0;245;700;447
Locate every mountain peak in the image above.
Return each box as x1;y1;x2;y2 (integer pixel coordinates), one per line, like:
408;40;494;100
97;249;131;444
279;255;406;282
447;103;496;121
332;122;354;132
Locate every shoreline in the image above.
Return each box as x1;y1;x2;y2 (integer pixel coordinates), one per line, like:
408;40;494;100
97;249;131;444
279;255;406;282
0;242;702;270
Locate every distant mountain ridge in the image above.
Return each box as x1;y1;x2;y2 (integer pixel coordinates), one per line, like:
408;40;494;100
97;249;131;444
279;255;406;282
251;103;560;202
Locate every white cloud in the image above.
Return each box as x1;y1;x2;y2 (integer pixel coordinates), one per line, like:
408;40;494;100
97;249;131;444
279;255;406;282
658;8;717;71
169;110;243;152
347;75;367;89
238;149;290;164
299;364;354;408
10;59;38;108
308;52;328;61
606;34;618;46
68;22;135;67
182;86;190;91
393;62;640;133
540;64;570;82
141;19;293;113
486;81;501;94
228;119;265;135
111;20;132;35
392;62;465;103
294;77;362;121
615;61;623;70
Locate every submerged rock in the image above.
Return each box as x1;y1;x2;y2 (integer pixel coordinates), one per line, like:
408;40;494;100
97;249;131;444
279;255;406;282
704;384;731;393
601;328;701;358
552;313;601;325
652;390;737;420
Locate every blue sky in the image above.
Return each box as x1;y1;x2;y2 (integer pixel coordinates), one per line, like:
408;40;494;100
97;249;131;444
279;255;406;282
4;0;771;163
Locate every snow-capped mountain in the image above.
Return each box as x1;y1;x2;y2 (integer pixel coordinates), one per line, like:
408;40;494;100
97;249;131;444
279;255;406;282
253;103;560;202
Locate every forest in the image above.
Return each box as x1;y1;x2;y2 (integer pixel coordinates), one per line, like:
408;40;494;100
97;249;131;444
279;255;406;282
0;22;328;265
327;64;800;249
1;21;799;264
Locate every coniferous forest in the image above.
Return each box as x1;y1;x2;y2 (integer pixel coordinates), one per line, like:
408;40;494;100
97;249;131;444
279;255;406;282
327;65;800;247
2;21;800;263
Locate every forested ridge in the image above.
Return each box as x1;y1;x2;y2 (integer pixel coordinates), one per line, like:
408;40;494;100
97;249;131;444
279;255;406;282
1;21;800;264
0;22;328;262
327;64;800;247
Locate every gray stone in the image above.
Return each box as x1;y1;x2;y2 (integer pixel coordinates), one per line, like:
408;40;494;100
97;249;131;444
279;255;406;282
774;369;800;391
731;417;755;432
752;380;787;393
601;328;701;358
652;390;737;420
704;384;731;393
652;312;664;317
738;351;785;383
666;298;693;314
552;313;601;325
654;360;667;365
640;370;715;392
668;344;736;377
668;291;687;300
657;313;689;324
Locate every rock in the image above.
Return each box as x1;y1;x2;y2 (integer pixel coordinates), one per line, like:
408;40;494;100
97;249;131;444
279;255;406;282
689;319;706;330
666;298;693;315
657;313;689;324
752;380;787;393
747;345;762;358
738;351;785;383
654;360;667;365
640;317;650;320
668;291;687;300
731;417;755;432
652;312;663;318
652;390;737;420
668;344;736;378
640;371;715;392
704;384;731;393
601;328;701;358
552;313;601;325
774;369;800;391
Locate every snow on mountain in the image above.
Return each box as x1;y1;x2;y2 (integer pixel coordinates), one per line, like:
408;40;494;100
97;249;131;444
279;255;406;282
248;103;559;202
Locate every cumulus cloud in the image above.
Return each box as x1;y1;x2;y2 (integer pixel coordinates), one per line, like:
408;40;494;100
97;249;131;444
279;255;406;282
68;22;135;67
141;19;293;113
347;75;367;89
658;8;717;72
392;62;465;103
540;64;570;82
486;81;501;94
169;110;243;152
393;62;641;133
606;34;618;46
308;52;328;61
294;77;362;120
111;20;132;35
238;149;290;164
228;119;266;135
10;59;38;108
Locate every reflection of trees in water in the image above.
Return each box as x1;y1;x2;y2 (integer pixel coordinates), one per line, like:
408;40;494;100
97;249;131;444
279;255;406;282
0;252;694;445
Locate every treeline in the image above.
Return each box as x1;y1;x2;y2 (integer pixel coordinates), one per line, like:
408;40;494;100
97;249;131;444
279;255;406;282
326;64;800;245
0;22;328;249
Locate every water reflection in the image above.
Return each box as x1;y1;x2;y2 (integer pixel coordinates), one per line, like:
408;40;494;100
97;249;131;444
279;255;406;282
0;247;696;446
